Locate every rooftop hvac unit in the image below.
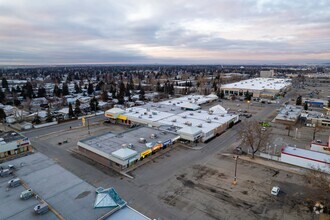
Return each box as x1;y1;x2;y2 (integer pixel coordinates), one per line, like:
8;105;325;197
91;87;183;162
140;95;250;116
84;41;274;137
135;111;139;113
172;119;177;122
128;143;134;149
190;113;194;116
129;109;133;112
173;103;176;106
121;144;127;148
158;105;161;108
198;110;201;113
170;108;175;111
144;112;147;115
185;121;192;126
147;108;150;112
139;138;146;143
150;134;157;139
189;101;193;103
208;111;213;115
169;101;172;103
197;124;202;128
138;116;142;119
152;112;157;115
182;115;187;118
214;117;218;120
206;119;211;123
149;115;152;118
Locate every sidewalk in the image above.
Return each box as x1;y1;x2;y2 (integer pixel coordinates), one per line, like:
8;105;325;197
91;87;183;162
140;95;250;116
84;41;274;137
222;153;307;175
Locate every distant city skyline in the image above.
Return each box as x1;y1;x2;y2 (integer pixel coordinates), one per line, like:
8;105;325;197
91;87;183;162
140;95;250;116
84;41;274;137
0;0;329;65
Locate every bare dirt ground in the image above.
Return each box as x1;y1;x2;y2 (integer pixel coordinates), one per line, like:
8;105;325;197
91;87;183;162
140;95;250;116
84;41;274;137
158;153;319;220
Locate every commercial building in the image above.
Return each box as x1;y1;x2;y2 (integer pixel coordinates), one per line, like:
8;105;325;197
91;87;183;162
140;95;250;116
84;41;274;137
221;78;291;98
274;105;303;125
0;131;32;161
78;127;179;170
104;95;238;143
300;110;330;127
303;98;329;108
280;146;330;174
310;137;330;154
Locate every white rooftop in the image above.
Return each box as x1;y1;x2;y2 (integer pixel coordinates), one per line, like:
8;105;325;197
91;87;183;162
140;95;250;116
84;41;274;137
221;78;291;91
282;146;330;163
111;148;138;160
123;107;175;122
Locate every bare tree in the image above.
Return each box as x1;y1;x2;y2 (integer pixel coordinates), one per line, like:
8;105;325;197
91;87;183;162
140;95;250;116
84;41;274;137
239;120;272;158
304;168;330;206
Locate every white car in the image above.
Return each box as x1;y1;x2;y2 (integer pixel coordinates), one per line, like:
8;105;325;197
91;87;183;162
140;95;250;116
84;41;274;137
271;186;280;196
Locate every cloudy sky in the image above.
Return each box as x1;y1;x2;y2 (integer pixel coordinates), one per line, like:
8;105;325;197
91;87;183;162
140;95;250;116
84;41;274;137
0;0;329;65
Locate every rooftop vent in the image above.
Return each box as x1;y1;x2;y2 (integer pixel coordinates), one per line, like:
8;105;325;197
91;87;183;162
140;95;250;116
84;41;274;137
138;116;142;119
128;143;134;149
129;109;133;112
149;115;153;118
182;115;187;118
150;134;157;139
189;113;194;116
197;124;202;128
170;108;175;111
152;112;157;115
206;119;211;123
172;119;177;122
185;121;192;126
214;117;218;120
121;144;127;148
198;110;201;113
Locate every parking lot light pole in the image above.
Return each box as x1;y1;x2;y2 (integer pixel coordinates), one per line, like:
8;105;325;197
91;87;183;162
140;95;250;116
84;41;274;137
232;156;239;185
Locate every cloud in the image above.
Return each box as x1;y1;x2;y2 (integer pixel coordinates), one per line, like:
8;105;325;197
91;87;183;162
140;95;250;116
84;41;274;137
0;0;329;64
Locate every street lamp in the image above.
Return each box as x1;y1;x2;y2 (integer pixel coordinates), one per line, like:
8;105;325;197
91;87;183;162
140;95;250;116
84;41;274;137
247;100;250;111
232;156;239;185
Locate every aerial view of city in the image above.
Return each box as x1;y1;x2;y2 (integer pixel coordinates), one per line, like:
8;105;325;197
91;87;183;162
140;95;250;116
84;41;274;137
0;1;329;220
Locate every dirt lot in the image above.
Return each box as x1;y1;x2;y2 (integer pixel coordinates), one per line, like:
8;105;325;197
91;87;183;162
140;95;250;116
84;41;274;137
158;153;319;220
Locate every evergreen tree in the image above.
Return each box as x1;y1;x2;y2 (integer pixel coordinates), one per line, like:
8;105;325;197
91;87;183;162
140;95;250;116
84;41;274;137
0;89;5;104
1;78;8;89
74;83;81;94
296;95;302;105
89;97;98;112
101;90;109;102
37;87;46;97
87;83;94;95
46;107;53;122
62;83;69;96
304;102;308;111
24;82;34;99
0;108;6;123
74;99;81;115
156;81;161;92
139;87;145;101
53;84;61;97
68;103;74;118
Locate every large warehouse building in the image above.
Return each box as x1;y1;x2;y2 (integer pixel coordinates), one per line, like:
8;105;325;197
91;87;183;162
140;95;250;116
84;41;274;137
104;95;239;143
221;78;291;98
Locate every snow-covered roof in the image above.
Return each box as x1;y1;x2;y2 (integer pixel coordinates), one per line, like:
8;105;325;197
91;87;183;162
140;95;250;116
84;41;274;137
209;105;227;114
282;146;330;164
221;78;291;91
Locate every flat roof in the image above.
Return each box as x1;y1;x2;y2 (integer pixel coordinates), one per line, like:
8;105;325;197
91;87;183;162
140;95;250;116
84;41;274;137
111;148;138;160
158;94;218;107
282;146;330;164
0;153;111;220
0;131;26;143
123;107;175;122
221;78;291;91
80;127;178;155
275;105;303;121
106;205;151;220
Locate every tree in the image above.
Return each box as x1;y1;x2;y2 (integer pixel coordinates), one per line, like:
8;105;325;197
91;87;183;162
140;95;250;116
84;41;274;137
62;83;69;96
2;78;8;89
74;83;81;94
139;87;145;101
46;107;53;122
0;89;5;104
32;114;41;124
53;84;61;97
87;83;94;95
245;90;252;101
101;90;109;102
37;87;46;97
304;102;308;111
303;168;330;207
239;120;272;159
296;95;302;105
0;108;6;123
89;97;98;112
68;103;74;118
74;99;81;115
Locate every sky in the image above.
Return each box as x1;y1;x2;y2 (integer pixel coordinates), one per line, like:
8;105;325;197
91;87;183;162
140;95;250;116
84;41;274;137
0;0;329;65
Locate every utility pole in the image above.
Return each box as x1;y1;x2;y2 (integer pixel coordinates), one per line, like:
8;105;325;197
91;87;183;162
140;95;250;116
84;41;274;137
232;156;239;185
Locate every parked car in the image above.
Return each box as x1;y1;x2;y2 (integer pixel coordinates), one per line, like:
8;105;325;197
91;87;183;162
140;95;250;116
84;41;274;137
34;203;49;215
20;189;34;200
271;186;280;196
8;178;21;188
